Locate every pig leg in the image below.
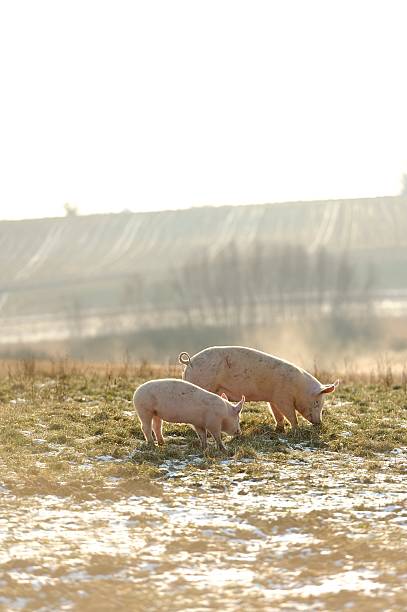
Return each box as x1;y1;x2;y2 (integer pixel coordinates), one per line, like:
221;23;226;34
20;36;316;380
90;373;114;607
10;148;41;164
268;402;286;432
152;416;164;445
139;415;155;445
193;426;208;451
274;399;298;430
209;428;227;452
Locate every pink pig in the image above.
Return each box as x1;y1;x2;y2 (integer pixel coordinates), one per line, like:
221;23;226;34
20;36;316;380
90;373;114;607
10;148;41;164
179;346;339;430
133;378;245;451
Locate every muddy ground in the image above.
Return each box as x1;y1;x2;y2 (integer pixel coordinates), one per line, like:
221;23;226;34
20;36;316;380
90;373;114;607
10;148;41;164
0;361;406;611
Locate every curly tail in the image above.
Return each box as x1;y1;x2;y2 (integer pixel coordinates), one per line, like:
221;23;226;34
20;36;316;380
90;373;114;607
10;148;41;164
178;351;192;367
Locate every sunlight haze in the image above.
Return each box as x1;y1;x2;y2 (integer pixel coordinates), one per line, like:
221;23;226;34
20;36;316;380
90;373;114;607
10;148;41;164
0;0;406;220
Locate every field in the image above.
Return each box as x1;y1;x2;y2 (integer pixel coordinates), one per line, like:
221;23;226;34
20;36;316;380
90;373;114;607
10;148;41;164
0;359;407;611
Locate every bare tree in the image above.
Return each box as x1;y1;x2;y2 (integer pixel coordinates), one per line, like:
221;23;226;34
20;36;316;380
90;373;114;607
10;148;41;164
64;203;78;217
314;247;329;312
335;252;354;311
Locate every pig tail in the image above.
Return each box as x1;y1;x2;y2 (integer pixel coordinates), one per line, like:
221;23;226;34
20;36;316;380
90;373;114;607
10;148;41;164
178;352;192;367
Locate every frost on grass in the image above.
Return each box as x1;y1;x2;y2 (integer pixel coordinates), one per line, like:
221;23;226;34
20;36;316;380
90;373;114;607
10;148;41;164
0;365;406;610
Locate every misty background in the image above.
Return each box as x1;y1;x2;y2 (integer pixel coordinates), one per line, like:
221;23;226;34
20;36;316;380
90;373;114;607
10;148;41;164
1;1;407;370
1;191;407;369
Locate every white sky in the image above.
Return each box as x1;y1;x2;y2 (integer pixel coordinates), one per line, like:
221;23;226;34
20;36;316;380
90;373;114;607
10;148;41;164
0;0;406;220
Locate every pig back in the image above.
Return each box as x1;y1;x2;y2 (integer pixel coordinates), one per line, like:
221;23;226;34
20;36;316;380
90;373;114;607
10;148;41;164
186;346;307;401
134;378;226;423
216;346;285;399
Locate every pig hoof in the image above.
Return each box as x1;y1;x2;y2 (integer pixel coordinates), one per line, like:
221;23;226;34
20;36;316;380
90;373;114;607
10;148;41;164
275;425;285;433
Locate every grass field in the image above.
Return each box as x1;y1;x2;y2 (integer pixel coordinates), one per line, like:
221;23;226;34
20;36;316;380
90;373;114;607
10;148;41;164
0;359;406;611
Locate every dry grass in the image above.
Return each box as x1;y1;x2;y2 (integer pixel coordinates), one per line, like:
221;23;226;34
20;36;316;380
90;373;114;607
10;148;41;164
1;357;406;612
0;357;406;498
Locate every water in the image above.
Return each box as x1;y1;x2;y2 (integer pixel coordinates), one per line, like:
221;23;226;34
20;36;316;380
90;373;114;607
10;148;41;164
1;449;406;611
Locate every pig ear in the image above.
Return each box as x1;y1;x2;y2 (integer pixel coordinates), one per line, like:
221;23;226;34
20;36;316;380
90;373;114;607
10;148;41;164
221;392;228;401
319;380;339;395
233;395;245;414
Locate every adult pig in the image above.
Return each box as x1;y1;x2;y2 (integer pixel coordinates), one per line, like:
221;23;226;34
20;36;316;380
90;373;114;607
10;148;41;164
179;346;338;429
133;378;245;451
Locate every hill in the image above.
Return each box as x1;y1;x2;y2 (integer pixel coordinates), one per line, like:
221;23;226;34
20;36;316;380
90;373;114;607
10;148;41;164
0;195;406;346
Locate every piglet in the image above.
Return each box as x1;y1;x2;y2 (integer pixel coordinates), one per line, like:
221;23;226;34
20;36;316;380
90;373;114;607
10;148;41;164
133;378;245;452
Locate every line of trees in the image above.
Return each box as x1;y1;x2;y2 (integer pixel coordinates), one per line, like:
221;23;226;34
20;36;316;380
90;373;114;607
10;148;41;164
121;241;378;330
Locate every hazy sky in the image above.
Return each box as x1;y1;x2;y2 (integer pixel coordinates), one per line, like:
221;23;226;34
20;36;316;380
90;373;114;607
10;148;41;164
0;0;406;220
